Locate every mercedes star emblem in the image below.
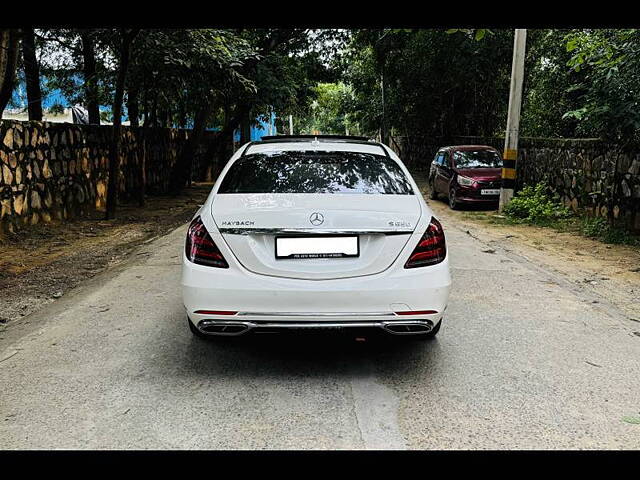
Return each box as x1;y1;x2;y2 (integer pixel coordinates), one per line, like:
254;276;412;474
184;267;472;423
309;212;324;226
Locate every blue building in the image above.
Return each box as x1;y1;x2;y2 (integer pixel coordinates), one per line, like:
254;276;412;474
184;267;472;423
10;76;70;111
8;75;279;136
6;74;111;123
232;111;277;142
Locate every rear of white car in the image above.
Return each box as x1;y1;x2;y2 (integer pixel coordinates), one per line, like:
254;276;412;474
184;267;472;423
181;136;451;338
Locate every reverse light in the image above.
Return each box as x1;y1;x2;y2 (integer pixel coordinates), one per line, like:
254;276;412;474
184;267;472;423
185;216;229;268
404;216;447;268
457;175;475;186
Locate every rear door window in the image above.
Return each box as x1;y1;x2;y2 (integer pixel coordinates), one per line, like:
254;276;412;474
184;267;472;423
218;151;414;195
442;152;451;168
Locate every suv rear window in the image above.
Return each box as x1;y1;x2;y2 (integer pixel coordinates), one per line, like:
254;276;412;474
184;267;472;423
218;151;414;195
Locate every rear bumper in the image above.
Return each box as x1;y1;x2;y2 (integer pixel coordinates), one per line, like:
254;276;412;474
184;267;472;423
456;195;499;204
182;253;451;330
453;185;500;203
193;317;436;336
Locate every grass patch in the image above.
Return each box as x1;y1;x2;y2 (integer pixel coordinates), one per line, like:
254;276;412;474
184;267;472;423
581;216;640;246
471;182;640;247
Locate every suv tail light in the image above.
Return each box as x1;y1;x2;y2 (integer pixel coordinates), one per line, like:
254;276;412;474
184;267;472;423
185;216;229;268
404;216;446;268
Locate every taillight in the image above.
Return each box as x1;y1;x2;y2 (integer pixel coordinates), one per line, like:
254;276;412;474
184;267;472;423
395;310;438;315
404;216;446;268
185;216;229;268
194;310;237;315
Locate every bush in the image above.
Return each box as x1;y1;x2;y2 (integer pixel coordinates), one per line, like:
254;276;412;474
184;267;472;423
581;216;609;238
503;183;572;225
582;216;639;245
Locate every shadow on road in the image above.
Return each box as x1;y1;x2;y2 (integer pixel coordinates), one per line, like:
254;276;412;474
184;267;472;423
172;331;444;380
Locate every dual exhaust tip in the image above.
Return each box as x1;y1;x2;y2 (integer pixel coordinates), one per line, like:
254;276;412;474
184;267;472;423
196;320;433;337
199;322;251;336
382;322;433;334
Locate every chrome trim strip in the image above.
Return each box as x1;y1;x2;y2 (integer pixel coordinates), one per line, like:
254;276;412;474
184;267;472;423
235;311;397;318
218;228;414;236
261;322;383;328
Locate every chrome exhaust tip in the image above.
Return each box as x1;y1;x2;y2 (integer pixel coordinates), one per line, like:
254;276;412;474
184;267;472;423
382;321;433;335
197;320;252;336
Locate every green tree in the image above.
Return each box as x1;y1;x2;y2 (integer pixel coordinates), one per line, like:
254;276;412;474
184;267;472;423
340;29;514;140
0;29;21;115
36;28;115;120
520;29;585;138
106;28;139;220
295;82;357;135
564;29;640;143
21;27;43;121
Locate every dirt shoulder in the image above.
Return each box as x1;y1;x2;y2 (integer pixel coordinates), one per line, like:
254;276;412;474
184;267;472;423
0;184;212;329
413;172;640;323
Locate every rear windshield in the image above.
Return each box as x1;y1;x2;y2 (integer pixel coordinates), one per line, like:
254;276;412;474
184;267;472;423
217;151;414;195
454;150;503;168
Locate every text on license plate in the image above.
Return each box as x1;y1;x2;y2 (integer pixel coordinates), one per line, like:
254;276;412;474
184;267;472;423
481;189;500;195
276;236;359;259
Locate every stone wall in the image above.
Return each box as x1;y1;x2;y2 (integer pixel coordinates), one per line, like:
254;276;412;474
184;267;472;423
0;119;218;232
393;135;640;231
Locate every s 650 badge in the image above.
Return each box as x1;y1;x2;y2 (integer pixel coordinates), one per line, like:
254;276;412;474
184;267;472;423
388;221;411;228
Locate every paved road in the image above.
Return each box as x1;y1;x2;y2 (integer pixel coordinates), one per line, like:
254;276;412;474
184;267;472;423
1;212;639;449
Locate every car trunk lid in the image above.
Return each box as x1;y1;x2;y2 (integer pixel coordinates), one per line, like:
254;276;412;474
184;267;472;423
211;193;421;280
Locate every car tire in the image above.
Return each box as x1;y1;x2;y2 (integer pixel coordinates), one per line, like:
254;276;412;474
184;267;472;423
429;180;438;200
187;316;209;339
449;188;459;210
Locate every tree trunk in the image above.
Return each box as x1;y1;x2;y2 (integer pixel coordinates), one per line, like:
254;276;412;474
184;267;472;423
170;104;211;195
127;82;139;127
158;108;168;128
138;135;146;206
178;101;187;128
80;31;100;125
106;29;138;220
21;27;42;121
148;94;158;127
141;84;149;126
200;104;250;181
134;83;144;205
0;29;20;115
240;109;251;143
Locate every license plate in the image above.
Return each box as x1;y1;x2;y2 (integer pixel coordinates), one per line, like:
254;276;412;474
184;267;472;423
481;189;500;195
276;236;359;259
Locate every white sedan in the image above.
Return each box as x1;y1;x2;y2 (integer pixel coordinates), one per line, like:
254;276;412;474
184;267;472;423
182;135;451;339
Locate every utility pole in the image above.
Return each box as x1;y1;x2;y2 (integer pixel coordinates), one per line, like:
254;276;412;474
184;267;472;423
289;114;293;135
376;29;389;145
499;28;527;212
380;67;386;144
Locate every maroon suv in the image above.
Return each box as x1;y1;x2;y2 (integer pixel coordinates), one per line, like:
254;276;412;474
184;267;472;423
428;145;503;209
